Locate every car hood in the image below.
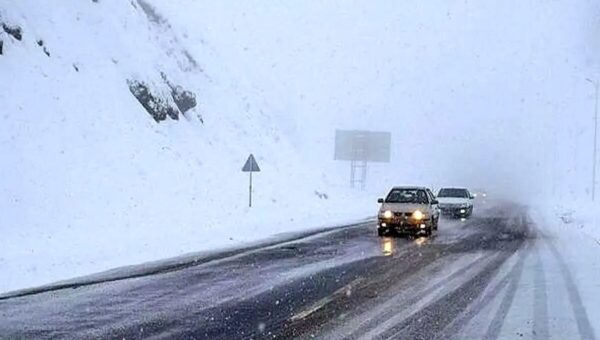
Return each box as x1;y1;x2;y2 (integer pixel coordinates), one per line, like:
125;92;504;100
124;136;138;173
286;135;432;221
380;203;429;213
437;197;470;205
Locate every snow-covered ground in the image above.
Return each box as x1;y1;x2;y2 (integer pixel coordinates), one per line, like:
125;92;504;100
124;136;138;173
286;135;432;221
540;200;600;244
445;202;599;339
0;1;378;294
536;200;600;337
490;203;599;339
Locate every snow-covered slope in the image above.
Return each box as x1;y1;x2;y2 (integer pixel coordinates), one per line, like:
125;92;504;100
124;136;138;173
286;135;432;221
0;1;373;293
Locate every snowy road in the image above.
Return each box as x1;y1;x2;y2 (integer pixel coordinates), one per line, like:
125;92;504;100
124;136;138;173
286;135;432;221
0;202;596;339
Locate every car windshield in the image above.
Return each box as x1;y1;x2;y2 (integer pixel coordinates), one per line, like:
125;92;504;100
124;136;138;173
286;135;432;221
438;188;469;198
385;189;429;204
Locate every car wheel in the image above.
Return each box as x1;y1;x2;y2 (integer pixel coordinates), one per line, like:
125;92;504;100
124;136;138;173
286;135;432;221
377;228;386;237
433;217;439;230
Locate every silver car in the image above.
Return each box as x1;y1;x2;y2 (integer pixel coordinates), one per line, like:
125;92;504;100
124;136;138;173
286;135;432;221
377;186;440;237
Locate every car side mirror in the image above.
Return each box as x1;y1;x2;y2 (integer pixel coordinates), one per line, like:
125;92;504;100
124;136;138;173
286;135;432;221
377;198;384;204
432;199;439;205
469;195;475;199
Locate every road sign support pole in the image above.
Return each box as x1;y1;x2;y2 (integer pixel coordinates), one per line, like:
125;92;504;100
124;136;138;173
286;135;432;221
350;160;356;188
334;130;391;190
361;160;367;191
249;171;253;207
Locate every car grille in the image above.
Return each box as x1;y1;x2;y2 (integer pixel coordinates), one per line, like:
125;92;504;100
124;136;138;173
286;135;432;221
440;204;462;209
394;212;413;217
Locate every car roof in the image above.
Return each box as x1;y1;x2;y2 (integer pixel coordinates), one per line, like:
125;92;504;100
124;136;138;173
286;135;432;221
438;187;468;190
390;186;429;190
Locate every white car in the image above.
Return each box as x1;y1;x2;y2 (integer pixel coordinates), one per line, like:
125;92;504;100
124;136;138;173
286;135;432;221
377;186;440;237
437;187;474;218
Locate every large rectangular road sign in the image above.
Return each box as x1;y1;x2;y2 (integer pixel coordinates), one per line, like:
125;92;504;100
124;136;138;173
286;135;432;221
334;130;391;163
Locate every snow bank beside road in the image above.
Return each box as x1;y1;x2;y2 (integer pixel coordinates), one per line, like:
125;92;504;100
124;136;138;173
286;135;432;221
459;202;600;339
530;201;600;338
0;197;375;296
538;201;600;244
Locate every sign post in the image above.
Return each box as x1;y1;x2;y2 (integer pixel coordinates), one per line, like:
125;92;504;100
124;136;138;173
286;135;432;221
242;154;261;207
334;130;391;190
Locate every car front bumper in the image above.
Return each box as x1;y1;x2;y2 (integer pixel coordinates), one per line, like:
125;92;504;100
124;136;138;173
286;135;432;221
440;206;471;217
378;219;429;233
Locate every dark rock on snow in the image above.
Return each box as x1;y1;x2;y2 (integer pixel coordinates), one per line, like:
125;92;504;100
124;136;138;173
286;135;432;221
2;23;22;41
36;40;50;56
170;85;197;114
127;80;180;123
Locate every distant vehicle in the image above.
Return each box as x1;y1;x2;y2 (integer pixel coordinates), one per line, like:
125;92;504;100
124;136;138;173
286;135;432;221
377;186;440;237
437;187;474;218
471;189;488;200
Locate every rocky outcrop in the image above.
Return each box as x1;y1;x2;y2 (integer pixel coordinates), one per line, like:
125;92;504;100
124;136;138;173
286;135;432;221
127;80;179;122
128;77;199;123
2;23;22;41
161;74;197;114
171;85;196;114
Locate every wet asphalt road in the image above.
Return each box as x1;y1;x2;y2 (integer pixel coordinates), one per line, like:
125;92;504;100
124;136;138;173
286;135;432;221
0;202;534;339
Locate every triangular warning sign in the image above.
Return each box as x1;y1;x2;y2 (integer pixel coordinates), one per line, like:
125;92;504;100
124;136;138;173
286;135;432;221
242;154;261;172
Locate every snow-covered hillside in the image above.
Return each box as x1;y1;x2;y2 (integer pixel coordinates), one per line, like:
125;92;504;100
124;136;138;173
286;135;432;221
0;1;373;293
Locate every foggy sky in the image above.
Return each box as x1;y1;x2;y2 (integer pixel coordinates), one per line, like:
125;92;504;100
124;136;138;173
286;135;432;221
159;0;600;200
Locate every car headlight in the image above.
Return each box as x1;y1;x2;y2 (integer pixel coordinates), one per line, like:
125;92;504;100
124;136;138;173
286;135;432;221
413;210;424;220
383;210;393;219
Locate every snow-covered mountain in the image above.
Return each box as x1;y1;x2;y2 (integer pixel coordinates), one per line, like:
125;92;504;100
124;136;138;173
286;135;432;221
0;0;372;293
